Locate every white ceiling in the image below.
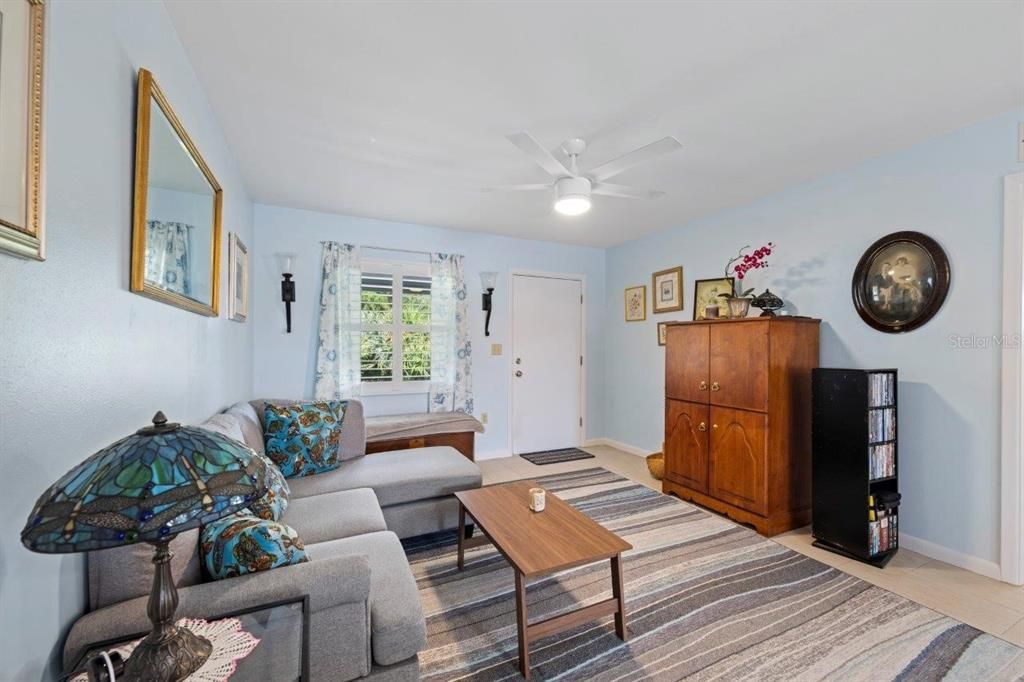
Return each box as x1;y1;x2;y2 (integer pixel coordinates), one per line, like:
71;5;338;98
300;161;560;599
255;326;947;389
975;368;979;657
165;1;1023;248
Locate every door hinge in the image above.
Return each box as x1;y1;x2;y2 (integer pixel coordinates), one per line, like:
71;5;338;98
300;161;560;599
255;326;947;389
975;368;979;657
580;355;583;366
579;417;583;427
580;294;583;304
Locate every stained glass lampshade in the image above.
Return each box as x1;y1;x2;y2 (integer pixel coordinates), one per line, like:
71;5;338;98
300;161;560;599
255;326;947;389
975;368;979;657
21;411;269;682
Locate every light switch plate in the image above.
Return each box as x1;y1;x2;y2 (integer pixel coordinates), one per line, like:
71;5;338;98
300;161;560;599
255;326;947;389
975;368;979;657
490;343;502;356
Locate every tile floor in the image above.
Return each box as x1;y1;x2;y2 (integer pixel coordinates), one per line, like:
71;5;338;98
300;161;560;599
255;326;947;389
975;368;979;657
477;445;1024;647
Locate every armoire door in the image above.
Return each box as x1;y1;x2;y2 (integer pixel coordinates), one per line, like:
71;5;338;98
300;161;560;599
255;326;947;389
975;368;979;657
709;406;767;514
709;321;768;411
664;400;709;492
666;324;710;403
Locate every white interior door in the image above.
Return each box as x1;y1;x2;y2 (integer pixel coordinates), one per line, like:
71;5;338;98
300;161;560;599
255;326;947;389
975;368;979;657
511;274;583;454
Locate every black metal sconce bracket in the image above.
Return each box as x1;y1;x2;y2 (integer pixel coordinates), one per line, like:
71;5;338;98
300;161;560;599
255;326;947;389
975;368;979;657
281;273;296;333
482;288;494;337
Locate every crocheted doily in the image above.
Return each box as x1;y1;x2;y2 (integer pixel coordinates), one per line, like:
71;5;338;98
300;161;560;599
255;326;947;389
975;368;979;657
72;617;261;682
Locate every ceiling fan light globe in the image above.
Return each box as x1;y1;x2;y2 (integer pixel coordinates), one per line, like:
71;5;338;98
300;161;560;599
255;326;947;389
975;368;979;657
554;195;591;216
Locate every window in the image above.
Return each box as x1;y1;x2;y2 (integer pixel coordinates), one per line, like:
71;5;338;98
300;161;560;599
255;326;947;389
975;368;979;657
360;260;431;392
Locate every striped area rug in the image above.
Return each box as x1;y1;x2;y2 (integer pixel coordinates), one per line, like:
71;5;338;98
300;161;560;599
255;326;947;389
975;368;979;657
519;448;596;465
404;468;1024;681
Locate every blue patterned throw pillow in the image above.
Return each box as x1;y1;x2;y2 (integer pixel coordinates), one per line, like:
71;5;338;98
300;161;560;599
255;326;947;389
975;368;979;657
263;401;347;478
201;513;308;580
246;452;290;521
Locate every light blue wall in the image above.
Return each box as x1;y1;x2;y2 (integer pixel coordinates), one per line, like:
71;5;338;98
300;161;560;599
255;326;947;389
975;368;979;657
251;204;606;458
605;109;1024;565
0;2;254;678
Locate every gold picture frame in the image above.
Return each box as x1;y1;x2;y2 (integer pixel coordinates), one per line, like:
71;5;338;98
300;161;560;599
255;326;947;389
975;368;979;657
228;232;248;322
652;266;683;313
624;285;646;322
131;68;222;316
693;277;734;320
0;0;46;260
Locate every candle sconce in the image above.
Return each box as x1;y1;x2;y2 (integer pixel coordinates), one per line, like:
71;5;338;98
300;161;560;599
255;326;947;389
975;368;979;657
480;271;497;337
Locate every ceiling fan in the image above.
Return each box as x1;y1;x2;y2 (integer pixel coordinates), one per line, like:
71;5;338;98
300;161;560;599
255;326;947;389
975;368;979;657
485;132;682;216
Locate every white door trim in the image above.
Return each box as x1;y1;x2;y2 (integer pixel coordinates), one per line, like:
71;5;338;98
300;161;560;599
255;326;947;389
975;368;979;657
508;270;587;455
1001;172;1024;585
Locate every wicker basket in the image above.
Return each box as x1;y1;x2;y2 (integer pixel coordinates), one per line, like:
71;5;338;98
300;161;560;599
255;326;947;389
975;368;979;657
646;452;665;480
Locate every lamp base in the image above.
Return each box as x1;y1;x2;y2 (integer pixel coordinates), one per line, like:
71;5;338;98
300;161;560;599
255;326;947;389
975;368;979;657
123;625;212;682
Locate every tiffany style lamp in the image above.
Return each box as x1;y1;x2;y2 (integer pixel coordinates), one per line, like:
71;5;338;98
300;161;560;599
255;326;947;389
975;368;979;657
21;411;268;682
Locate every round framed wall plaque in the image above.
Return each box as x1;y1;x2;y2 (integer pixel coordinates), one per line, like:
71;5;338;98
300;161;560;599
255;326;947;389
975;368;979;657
851;231;950;333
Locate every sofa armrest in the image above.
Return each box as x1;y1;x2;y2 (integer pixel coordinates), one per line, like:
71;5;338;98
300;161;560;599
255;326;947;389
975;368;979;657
340;399;366;458
64;554;372;677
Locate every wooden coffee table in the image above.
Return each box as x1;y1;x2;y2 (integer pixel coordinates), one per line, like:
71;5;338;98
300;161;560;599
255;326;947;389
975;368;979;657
455;480;632;679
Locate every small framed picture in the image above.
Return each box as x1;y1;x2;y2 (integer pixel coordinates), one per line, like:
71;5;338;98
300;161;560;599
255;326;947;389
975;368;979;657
657;322;669;346
693;277;734;320
652;266;683;313
228;232;249;322
624;285;646;322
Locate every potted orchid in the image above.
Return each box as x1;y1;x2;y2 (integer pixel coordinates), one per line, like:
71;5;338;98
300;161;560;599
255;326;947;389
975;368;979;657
720;242;773;318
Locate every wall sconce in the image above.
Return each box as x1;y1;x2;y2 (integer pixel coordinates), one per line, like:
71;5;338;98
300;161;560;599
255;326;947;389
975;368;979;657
277;253;297;333
480;271;497;337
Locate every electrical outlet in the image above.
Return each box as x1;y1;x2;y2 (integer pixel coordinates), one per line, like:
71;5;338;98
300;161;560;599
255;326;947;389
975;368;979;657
490;343;502;356
480;412;488;424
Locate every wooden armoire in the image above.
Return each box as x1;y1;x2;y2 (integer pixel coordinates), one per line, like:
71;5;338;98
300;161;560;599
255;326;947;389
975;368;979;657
663;317;820;535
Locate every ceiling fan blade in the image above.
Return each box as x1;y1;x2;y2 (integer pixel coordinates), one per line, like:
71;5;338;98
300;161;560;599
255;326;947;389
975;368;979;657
506;132;572;179
481;183;551;193
587;136;682;182
592;183;665;200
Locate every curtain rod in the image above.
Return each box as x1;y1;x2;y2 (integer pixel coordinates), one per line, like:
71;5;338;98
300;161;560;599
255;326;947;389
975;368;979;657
319;241;432;256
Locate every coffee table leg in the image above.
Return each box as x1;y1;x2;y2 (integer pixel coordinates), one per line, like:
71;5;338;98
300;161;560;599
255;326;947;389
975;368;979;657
457;503;466;571
611;553;627;641
515;570;530;679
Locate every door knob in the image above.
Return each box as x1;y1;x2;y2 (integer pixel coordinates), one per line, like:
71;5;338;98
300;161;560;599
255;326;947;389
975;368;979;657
698;381;708;391
698;422;707;432
515;357;522;365
711;382;720;391
515;370;523;377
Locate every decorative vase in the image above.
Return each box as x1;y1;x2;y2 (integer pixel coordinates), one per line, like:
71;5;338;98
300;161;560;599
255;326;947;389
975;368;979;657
727;297;751;318
751;289;784;317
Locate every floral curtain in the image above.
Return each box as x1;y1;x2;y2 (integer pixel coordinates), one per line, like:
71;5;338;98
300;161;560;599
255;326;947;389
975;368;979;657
313;242;362;400
429;253;473;414
145;220;192;296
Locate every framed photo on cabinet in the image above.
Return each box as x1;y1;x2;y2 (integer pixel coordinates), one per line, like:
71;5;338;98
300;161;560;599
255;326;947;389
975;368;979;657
693;277;734;320
651;266;683;313
624;285;646;322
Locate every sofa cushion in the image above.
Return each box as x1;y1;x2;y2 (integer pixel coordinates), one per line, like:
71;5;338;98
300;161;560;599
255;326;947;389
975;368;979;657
252;398;366;461
199;413;247;444
264;401;347;478
227;401;265;454
247;454;290;521
366;412;484;442
307;531;425;666
201;513;309;580
281;488;387;545
287;447;482;506
88;528;201;610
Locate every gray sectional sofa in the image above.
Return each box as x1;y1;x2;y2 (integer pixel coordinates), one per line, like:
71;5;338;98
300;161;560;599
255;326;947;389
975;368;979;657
63;399;482;680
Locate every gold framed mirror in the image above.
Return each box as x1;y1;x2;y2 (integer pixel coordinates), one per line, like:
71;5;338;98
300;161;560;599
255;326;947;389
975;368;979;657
131;68;222;316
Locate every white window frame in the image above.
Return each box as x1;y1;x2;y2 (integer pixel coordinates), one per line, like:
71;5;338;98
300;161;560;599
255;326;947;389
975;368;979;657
359;258;432;395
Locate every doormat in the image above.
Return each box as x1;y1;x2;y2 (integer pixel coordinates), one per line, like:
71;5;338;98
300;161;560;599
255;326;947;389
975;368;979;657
519;447;595;465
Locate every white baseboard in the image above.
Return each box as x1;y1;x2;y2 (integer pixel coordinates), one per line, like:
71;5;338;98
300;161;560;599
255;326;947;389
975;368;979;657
582;437;652;457
899;533;1002;581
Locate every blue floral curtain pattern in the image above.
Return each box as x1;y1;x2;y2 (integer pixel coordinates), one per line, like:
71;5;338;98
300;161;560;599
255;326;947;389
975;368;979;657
429;253;473;414
313;242;362;400
145;220;192;296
